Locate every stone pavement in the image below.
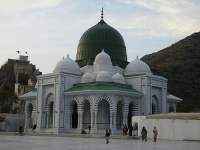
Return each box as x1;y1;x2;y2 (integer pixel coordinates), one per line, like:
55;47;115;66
0;135;200;150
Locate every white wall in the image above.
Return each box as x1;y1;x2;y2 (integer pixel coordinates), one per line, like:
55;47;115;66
132;116;200;140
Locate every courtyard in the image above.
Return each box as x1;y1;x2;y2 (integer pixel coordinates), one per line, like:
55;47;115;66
0;135;200;150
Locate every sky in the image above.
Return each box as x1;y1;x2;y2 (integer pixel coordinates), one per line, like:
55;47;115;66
0;0;199;73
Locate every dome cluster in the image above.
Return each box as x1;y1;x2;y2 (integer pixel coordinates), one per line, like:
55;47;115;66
53;51;151;84
81;72;96;83
80;50;126;84
96;71;112;82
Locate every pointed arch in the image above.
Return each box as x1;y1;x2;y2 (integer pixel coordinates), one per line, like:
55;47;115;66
96;95;113;110
128;101;138;127
152;95;160;114
169;106;175;113
82;100;91;129
71;100;78;128
44;93;54;128
97;99;110;129
48;101;54;128
116;101;123;129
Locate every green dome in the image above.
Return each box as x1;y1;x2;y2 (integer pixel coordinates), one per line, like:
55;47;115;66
76;20;128;68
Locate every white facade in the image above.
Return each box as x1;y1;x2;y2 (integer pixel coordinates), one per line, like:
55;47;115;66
20;51;181;134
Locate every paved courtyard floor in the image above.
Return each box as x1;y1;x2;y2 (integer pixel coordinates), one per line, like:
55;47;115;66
0;135;200;150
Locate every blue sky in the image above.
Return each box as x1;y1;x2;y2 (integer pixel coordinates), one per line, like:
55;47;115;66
0;0;199;73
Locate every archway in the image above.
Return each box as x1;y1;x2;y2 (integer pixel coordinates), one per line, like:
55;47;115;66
48;101;54;128
152;95;159;114
116;101;123;129
152;103;156;114
27;103;33;128
128;102;136;128
71;101;78;128
82;100;91;129
44;93;54;128
169;106;175;113
97;99;110;129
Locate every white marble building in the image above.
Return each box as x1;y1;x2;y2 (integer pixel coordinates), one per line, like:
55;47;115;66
20;15;181;134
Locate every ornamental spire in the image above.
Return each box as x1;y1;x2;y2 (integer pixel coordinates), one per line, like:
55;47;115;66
101;7;104;20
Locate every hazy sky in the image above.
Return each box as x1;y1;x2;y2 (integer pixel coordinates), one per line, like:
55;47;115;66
0;0;199;73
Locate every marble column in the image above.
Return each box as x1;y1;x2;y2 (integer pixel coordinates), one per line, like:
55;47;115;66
78;110;83;129
46;111;49;128
123;102;129;126
90;111;93;129
110;113;112;129
111;112;117;131
94;111;97;130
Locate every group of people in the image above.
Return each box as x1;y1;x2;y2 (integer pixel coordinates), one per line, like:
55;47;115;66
105;125;158;144
141;126;158;142
122;123;138;136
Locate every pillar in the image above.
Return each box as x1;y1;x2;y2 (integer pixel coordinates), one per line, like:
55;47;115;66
94;111;97;129
77;103;83;130
46;111;49;128
123;103;129;126
111;112;116;131
78;110;83;129
110;112;112;129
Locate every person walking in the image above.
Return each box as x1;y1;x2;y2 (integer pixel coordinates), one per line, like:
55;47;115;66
88;125;91;134
123;124;128;136
105;128;111;144
141;126;147;142
128;124;133;136
153;126;158;142
133;123;138;136
18;126;23;136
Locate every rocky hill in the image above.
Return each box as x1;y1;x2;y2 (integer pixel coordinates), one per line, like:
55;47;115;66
142;32;200;112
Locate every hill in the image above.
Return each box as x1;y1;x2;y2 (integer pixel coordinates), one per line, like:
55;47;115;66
142;32;200;112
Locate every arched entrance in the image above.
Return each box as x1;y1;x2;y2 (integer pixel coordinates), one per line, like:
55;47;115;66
97;99;110;129
128;102;136;127
152;95;159;114
27;103;33;128
44;93;54;128
71;101;78;128
169;106;175;113
82;100;91;129
48;101;54;128
116;101;123;129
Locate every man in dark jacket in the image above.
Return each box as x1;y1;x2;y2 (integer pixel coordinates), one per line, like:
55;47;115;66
105;128;111;144
141;126;147;141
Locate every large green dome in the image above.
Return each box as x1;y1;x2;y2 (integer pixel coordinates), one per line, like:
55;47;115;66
76;19;128;68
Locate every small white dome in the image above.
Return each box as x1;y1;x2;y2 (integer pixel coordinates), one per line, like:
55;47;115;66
96;71;112;82
124;57;151;76
81;72;96;83
94;50;112;65
112;73;125;84
53;54;81;75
